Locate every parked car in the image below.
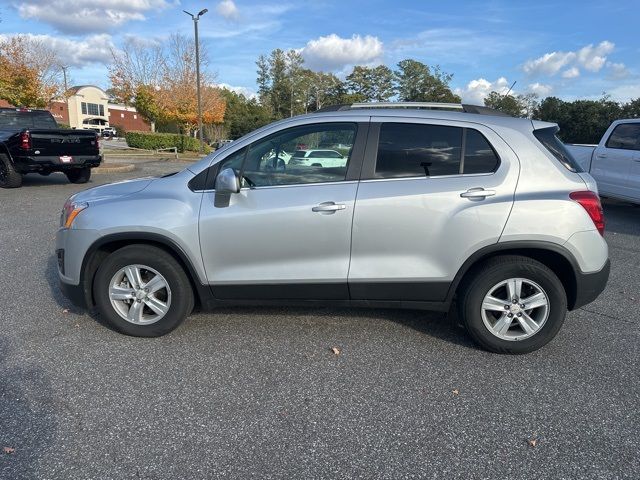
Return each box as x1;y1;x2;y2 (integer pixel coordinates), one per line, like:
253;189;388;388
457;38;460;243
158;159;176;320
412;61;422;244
0;108;101;188
56;102;609;353
565;119;640;204
288;149;347;168
102;127;117;138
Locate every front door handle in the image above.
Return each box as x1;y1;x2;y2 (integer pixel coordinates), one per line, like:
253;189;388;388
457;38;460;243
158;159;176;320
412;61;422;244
312;202;346;213
460;188;496;199
596;153;607;158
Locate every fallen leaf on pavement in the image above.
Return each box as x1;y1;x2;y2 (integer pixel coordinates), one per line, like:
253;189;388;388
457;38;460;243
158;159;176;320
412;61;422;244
452;389;459;395
62;309;69;314
3;447;15;454
331;347;340;355
528;438;537;448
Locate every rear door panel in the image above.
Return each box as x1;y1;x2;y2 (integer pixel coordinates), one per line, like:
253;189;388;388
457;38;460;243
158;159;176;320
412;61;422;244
349;118;519;301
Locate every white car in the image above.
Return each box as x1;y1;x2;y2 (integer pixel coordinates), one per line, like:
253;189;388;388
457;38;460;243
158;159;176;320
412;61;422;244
565;119;640;204
288;149;347;168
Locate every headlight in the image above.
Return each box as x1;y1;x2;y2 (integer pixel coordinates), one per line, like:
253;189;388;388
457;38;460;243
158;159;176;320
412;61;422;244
61;199;88;228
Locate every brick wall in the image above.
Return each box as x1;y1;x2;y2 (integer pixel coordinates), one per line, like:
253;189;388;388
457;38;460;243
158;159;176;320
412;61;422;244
108;107;151;132
49;101;70;125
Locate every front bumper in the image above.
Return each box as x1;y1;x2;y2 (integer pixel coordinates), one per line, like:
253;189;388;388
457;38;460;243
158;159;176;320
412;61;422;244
59;278;90;309
15;154;102;173
573;259;610;309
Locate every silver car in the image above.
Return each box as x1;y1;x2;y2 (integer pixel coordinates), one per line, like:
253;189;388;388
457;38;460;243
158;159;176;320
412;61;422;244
56;102;610;353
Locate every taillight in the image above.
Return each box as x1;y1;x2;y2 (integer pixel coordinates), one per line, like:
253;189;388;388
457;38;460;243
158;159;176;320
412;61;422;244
19;131;31;150
570;191;605;236
95;134;100;150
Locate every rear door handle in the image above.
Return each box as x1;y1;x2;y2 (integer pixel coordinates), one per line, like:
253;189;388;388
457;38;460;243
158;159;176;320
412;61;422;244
596;153;607;158
312;202;346;213
460;188;496;199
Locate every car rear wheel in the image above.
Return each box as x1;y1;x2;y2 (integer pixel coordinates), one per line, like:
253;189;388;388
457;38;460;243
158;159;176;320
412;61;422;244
0;154;23;188
458;255;567;354
93;245;194;337
66;167;91;184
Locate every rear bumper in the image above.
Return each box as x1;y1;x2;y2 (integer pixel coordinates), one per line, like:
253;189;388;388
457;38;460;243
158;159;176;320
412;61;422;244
14;154;102;173
573;259;610;309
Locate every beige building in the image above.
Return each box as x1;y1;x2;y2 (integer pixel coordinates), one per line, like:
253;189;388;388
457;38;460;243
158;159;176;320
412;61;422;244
50;85;151;133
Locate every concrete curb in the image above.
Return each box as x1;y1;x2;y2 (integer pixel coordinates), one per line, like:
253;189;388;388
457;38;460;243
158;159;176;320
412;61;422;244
93;164;136;173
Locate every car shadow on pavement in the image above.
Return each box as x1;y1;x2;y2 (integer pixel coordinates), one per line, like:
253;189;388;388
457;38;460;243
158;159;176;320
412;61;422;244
0;336;58;479
45;255;474;348
602;199;640;236
19;172;73;187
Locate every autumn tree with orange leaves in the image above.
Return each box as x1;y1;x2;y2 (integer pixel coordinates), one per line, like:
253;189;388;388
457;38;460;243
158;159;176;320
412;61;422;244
109;34;225;135
0;36;63;108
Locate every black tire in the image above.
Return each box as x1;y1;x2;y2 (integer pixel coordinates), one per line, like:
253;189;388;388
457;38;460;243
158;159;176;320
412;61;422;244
66;167;91;184
0;154;23;188
93;245;194;337
458;255;567;354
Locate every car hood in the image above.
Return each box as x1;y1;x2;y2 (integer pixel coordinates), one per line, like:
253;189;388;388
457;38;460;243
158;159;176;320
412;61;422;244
73;177;155;204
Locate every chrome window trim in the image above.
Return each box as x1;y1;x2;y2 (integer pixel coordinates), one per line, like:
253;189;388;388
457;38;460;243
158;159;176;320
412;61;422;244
358;172;496;183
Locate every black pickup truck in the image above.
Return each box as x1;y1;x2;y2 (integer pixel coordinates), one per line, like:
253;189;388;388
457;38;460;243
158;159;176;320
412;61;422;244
0;108;102;188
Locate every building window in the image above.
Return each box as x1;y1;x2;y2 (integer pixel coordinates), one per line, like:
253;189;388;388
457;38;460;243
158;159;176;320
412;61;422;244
99;104;104;117
81;102;87;115
121;113;125;118
134;114;137;120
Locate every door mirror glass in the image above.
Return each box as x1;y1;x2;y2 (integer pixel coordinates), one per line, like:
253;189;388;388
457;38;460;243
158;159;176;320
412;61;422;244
215;167;240;194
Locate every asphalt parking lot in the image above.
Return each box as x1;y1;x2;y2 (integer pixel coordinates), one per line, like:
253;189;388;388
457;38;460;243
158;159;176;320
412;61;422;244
1;160;638;479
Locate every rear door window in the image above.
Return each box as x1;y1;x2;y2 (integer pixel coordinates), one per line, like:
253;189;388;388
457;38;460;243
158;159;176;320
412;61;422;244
374;123;500;178
375;123;462;178
606;123;640;151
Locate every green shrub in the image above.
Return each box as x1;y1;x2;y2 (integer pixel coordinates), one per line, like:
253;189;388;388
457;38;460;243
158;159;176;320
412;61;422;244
124;131;211;153
114;125;126;138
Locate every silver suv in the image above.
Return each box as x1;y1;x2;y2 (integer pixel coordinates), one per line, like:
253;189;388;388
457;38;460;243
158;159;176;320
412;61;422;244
56;102;610;353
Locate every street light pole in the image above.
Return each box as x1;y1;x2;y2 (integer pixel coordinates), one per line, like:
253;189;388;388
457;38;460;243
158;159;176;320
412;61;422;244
183;8;208;153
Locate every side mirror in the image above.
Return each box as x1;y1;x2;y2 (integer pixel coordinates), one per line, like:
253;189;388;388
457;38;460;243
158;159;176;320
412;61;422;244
215;167;240;194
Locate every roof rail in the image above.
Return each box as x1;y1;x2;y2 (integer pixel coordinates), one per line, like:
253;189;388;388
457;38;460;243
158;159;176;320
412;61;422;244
314;101;510;116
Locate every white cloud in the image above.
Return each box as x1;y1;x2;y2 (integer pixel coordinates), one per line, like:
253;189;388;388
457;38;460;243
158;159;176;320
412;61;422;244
0;33;116;67
454;77;511;105
15;0;172;34
523;51;576;76
455;77;554;104
562;67;580;79
216;0;239;20
576;41;614;72
527;82;553;96
300;34;383;71
607;61;629;80
523;41;616;77
217;83;258;99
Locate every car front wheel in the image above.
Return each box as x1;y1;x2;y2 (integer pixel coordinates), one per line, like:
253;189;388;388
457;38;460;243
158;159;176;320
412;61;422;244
458;255;567;354
93;245;194;337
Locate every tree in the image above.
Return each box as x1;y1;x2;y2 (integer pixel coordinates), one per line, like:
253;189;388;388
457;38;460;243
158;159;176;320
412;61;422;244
108;37;164;105
395;59;460;103
533;95;624;144
484;91;525;116
108;34;225;135
622;98;640;118
156;35;225;134
219;89;271;139
346;65;395;102
0;35;63;107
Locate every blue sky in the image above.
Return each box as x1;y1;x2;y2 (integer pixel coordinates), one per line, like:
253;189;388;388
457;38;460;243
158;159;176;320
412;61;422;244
1;0;638;103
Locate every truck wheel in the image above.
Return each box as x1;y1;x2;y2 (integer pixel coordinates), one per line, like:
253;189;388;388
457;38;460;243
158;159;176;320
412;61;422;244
93;245;195;337
66;167;91;184
0;154;23;188
458;255;567;354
